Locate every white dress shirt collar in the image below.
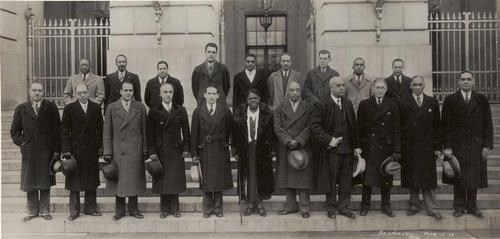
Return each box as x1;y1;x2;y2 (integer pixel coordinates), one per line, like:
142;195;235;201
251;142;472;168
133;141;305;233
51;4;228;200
290;99;300;112
158;75;168;84
162;101;172;111
245;69;256;83
247;106;260;142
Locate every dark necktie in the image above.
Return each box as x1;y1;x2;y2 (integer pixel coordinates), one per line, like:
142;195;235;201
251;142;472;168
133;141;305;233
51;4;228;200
465;93;470;104
416;95;422;107
250;116;256;141
396;76;401;88
377;97;382;106
34;103;40;116
161;77;165;84
83;73;87;81
282;71;289;93
209;105;214;116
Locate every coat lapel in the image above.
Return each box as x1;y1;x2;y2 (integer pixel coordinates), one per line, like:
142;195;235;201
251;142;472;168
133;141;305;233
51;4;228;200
121;101;139;129
274;73;285;100
467;92;479;115
199;104;213;125
24;102;37;120
285;100;306;128
372;98;391;122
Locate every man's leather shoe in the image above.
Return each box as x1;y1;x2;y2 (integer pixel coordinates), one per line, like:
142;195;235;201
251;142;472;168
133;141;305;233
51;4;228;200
173;212;181;218
453;210;464;217
216;212;223;217
407;209;419;216
113;214;125;221
68;215;78;221
243;207;253;216
427;212;443;220
23;214;38;222
339;210;356;219
382;208;395;217
301;212;310;218
160;212;168;218
467;210;484;218
360;209;368;216
327;211;336;219
41;214;52;220
130;212;144;219
277;209;297;215
258;208;267;217
84;211;101;216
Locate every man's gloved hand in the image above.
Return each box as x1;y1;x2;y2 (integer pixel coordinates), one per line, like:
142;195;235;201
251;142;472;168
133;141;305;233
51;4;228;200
287;140;299;150
392;153;401;162
444;148;453;158
103;155;112;163
482;147;490;162
354;148;362;158
192;156;200;164
182;151;191;158
61;152;71;159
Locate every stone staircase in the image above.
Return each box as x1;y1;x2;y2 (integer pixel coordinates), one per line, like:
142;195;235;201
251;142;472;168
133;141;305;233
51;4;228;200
2;106;500;233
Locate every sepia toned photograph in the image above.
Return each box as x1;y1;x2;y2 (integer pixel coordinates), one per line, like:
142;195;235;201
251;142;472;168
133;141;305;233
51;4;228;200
1;0;499;238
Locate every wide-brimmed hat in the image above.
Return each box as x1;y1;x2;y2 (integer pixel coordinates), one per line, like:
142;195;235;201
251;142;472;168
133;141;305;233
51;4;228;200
61;155;78;176
190;163;203;183
49;157;63;176
288;149;309;170
102;160;118;182
146;157;164;178
353;154;366;177
443;155;461;178
379;156;401;177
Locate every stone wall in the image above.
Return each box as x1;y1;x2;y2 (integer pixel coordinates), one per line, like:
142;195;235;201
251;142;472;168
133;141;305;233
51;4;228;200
1;1;43;110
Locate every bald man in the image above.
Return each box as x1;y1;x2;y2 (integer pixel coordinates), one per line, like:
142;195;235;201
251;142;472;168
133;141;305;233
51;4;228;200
310;77;360;219
64;59;105;105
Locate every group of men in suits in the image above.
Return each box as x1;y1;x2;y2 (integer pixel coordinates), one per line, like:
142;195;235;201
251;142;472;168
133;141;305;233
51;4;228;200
11;44;492;222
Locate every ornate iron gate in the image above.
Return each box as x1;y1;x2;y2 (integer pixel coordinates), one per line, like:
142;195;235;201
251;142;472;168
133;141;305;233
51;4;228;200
27;18;110;106
429;12;499;101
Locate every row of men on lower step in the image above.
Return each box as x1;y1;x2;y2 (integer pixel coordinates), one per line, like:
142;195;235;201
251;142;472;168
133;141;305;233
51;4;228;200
11;67;492;222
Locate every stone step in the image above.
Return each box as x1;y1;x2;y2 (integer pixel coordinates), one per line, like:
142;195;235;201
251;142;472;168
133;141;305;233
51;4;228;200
4;167;500;186
3;180;500;198
3;194;500;214
3;210;499;233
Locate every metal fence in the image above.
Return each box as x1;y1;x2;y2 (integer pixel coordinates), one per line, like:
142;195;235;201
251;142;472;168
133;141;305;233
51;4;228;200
28;18;110;106
429;12;499;102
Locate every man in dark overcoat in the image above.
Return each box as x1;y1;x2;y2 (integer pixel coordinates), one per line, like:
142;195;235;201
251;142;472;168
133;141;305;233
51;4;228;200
233;88;275;217
11;82;61;221
399;76;442;220
384;58;411;100
310;76;361;219
191;43;230;104
191;86;233;218
61;84;103;221
103;81;148;221
274;82;314;218
442;70;493;218
303;50;340;105
357;78;401;217
104;54;141;112
147;83;191;218
232;53;269;107
145;60;184;108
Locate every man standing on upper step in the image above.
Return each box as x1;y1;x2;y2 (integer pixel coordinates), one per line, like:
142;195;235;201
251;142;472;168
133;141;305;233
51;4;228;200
61;84;103;221
104;54;141;112
11;82;61;221
384;58;412;100
267;53;304;110
303;49;340;105
442;70;493;219
145;60;184;109
345;57;373;115
192;43;230;105
399;76;443;220
64;58;105;105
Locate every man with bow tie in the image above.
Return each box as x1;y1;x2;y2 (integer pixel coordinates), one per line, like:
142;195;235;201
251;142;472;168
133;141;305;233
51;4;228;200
191;43;231;104
64;58;105;105
61;84;103;221
399;76;443;220
146;83;191;218
442;70;493;218
103;81;148;221
345;57;373;114
357;78;401;217
303;50;340;105
145;60;184;108
11;82;61;221
191;86;234;218
104;54;141;111
267;53;304;110
384;58;412;100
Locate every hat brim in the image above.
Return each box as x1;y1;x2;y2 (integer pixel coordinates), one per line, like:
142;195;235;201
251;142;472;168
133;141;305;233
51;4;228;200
288;149;309;170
